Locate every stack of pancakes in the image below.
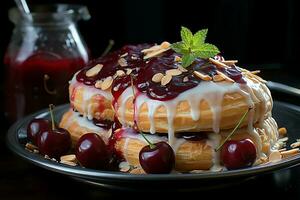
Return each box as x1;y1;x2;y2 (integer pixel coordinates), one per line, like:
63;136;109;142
60;43;279;172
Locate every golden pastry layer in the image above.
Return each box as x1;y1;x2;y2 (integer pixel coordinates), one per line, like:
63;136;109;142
115;117;278;172
69;81;114;121
59;109;111;145
115;73;273;133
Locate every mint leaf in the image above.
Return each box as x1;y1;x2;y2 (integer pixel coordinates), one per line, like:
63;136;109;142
171;42;189;54
181;54;196;67
181;26;193;45
193;29;208;47
193;43;220;58
171;27;220;68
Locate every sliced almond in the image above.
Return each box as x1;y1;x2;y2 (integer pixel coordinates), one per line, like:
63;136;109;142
281;148;300;158
120;52;128;58
174;56;182;62
94;80;103;89
269;150;282;162
126;68;133;75
116;70;125;77
33;149;39;154
291;142;300;148
86;64;103;77
152;73;164;83
144;48;169;60
60;154;76;162
250;70;261;75
178;65;188;72
141;45;161;53
118;58;128;67
221;60;238;65
209;58;229;68
160;41;171;49
278;127;287;136
60;160;77;166
213;74;225;82
131;56;138;60
161;74;172;86
119;162;131;172
193;71;212;81
25;143;38;151
101;76;113;90
166;69;182;76
279;148;287;152
183;76;189;82
278;137;288;143
216;70;235;83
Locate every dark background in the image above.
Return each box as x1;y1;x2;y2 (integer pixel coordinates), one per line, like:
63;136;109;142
1;0;300;199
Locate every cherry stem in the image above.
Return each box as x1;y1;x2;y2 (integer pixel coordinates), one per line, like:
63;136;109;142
49;104;56;131
101;39;115;57
43;74;57;95
215;108;251;152
129;75;155;149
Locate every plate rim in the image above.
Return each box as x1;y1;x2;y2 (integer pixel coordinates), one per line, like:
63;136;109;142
6;101;300;182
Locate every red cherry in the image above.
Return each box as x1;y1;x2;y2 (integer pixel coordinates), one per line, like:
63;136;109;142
139;141;175;174
37;128;71;159
27;119;50;145
75;133;109;169
220;139;257;170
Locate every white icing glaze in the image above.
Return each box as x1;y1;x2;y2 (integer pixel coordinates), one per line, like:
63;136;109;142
69;73;112;119
206;132;222;171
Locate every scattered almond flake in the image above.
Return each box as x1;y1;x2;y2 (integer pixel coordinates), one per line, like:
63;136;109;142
60;160;77;166
126;68;133;75
281;148;300;158
44;155;50;160
107;128;113;137
143;48;169;60
178;65;188;72
291;141;300;148
279;148;287;152
216;70;235;83
269;150;282;162
209;58;229;68
152;73;164;83
213;74;225;82
33;149;39;154
166;69;182;76
86;64;103;77
193;71;212;81
183;76;189;82
278;127;287;136
141;44;160;53
101;76;113;90
160;41;171;49
51;158;57;162
60;154;76;162
118;58;128;67
174;55;182;62
131;56;138;60
25;143;38;151
221;60;238;65
250;70;261;75
161;74;172;86
94;80;103;89
278;137;288;143
119;162;131;172
116;70;125;77
120;52;128;58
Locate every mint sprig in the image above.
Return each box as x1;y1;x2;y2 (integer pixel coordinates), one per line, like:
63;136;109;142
171;27;220;68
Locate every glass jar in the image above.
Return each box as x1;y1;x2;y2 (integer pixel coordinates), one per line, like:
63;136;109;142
4;4;90;123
